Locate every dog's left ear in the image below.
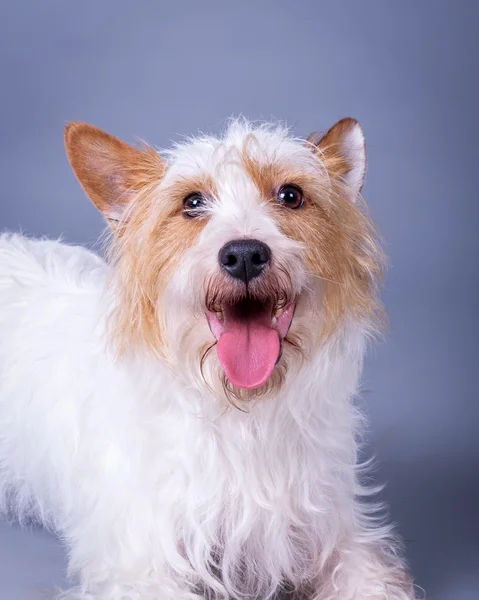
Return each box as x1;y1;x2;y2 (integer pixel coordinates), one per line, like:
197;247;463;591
308;118;366;202
65;122;164;226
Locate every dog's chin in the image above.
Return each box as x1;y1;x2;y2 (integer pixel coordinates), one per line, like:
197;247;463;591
206;296;296;391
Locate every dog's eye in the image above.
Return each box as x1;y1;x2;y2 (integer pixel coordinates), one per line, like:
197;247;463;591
183;193;205;218
277;185;304;209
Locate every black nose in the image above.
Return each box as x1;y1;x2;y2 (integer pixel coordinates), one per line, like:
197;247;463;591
219;239;271;283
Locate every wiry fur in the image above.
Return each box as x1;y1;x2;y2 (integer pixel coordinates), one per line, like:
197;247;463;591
0;118;415;599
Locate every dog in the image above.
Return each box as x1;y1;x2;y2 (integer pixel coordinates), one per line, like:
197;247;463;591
0;117;416;600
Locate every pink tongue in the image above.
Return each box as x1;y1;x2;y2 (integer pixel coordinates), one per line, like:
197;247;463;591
217;306;280;389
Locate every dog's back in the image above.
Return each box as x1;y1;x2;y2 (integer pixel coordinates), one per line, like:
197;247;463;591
0;233;108;524
0;232;106;289
0;233;108;375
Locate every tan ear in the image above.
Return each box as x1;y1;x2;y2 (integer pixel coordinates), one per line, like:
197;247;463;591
308;118;366;201
64;122;164;224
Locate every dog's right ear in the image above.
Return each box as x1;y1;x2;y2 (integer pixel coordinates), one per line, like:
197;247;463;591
64;122;164;225
307;118;366;203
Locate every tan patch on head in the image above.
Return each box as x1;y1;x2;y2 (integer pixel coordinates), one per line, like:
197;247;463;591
108;174;216;357
64;121;215;357
274;188;385;339
242;124;385;342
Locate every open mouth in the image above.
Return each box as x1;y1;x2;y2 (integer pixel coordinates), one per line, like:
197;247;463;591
206;297;296;389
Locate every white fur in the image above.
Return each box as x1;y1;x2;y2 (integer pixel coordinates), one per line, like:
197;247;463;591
338;123;366;201
0;121;414;600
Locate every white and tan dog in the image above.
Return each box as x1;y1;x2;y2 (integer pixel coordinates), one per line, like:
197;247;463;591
0;118;415;600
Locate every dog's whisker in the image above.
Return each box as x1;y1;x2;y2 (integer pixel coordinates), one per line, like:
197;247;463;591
307;272;345;286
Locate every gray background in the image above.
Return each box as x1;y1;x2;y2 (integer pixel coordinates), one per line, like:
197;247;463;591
0;1;478;598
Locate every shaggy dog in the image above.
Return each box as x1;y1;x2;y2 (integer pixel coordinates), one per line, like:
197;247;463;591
0;118;415;599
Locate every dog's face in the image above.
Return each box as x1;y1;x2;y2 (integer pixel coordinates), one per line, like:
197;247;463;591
65;119;383;401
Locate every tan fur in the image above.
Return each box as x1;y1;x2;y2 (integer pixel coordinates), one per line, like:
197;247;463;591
65;122;213;357
107;176;214;357
243;125;385;343
64;122;165;226
274;189;385;340
307;117;366;189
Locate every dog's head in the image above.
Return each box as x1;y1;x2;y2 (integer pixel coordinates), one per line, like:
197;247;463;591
65;118;383;401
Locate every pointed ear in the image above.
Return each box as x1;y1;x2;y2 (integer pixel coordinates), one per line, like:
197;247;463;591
308;118;366;201
64;122;164;225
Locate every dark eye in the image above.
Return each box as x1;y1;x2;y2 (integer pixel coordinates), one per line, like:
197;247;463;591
183;193;206;218
277;185;304;209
